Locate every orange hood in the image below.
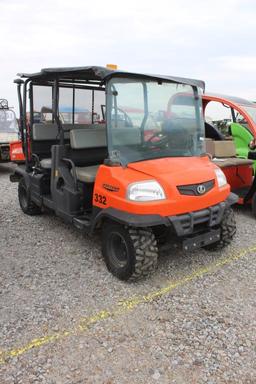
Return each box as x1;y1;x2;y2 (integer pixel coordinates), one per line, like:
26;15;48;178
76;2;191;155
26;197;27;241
127;156;217;185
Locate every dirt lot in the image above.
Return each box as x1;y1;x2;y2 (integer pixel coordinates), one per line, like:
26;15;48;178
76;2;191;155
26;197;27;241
0;162;255;384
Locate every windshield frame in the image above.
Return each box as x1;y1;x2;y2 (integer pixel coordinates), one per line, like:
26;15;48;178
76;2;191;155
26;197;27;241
106;76;205;166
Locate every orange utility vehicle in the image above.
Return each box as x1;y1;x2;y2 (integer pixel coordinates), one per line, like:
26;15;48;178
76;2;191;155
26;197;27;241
203;94;256;216
10;67;237;280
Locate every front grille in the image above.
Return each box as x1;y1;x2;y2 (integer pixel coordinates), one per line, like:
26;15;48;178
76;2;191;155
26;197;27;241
177;180;215;196
169;202;226;236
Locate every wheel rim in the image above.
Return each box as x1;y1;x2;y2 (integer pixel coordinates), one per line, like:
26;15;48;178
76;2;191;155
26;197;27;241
108;231;129;269
19;183;28;209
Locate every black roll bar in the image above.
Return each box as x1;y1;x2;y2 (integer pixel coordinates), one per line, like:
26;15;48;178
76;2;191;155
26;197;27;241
14;79;24;147
53;79;64;145
22;79;30;170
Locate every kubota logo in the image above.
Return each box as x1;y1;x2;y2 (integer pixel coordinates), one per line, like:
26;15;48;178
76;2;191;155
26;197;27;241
197;185;206;195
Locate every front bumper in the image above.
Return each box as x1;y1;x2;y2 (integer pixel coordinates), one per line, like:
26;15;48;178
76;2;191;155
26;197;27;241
169;192;237;237
170;202;225;236
92;193;238;236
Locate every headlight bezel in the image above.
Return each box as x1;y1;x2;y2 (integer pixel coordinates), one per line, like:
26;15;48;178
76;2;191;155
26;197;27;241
127;180;166;202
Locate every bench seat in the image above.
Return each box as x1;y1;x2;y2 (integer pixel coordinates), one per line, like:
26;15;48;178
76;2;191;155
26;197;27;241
213;158;254;168
74;165;100;183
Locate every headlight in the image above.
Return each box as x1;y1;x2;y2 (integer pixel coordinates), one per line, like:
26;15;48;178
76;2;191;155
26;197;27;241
127;180;166;201
215;168;227;188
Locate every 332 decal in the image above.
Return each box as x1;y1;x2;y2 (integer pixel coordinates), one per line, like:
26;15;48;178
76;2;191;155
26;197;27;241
94;193;107;205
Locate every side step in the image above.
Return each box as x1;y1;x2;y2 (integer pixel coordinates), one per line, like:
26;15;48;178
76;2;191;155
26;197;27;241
73;216;91;231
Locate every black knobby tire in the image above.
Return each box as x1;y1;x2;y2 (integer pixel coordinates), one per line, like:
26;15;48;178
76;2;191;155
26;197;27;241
18;178;41;215
102;222;158;281
204;207;236;251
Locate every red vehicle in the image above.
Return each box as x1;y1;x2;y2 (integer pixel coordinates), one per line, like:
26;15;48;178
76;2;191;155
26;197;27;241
202;93;256;216
202;93;256;164
9;140;25;163
0;99;24;163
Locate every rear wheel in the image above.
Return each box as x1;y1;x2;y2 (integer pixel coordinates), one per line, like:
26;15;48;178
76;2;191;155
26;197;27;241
204;207;236;251
102;222;158;281
18;178;41;215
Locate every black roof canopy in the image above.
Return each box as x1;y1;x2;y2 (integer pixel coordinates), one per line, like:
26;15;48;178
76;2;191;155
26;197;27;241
17;66;205;90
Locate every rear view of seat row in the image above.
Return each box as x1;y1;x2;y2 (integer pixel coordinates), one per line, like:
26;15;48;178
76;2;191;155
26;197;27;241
32;123;106;141
32;123;143;183
32;123;107;170
32;123;142;145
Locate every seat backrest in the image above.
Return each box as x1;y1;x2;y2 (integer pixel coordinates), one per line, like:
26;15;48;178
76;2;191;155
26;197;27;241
63;123;106;131
231;122;253;159
205;138;215;156
68;126;107;167
213;140;236;158
32;123;62;159
32;123;105;142
33;123;59;141
32;123;107;160
70;127;107;149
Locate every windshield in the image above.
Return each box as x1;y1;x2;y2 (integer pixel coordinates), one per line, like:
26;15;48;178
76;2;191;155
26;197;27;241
239;105;256;125
106;78;205;164
0;110;18;133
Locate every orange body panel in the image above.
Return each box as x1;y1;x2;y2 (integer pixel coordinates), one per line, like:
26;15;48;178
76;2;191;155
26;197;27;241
93;157;230;216
221;165;253;190
221;165;253;205
9;141;25;162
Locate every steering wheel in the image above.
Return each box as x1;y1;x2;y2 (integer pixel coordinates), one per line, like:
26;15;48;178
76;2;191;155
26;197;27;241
144;131;169;148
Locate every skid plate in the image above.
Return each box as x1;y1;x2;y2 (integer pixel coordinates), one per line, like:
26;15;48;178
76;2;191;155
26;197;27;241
183;229;221;251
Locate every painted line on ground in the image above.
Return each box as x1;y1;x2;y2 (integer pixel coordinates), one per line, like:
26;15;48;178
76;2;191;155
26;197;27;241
0;245;255;364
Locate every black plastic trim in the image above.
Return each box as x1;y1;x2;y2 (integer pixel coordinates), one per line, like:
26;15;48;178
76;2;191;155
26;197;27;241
90;207;170;232
226;192;239;206
169;193;238;237
9;165;28;183
169;202;226;236
177;180;215;196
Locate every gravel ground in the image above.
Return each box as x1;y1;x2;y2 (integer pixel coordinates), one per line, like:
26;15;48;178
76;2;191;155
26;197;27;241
0;162;255;383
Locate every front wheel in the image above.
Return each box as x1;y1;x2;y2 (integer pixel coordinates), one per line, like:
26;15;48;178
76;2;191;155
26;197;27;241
102;222;158;281
204;207;236;251
18;178;41;215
